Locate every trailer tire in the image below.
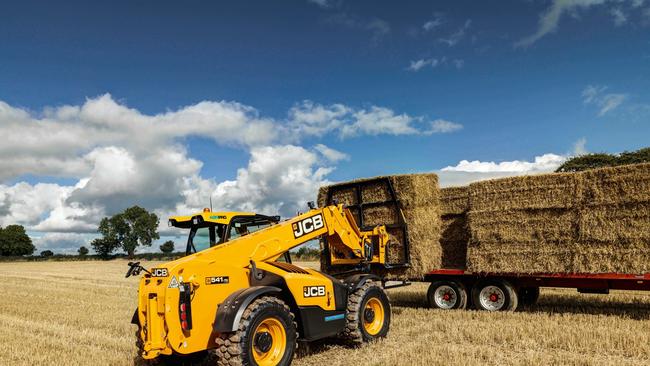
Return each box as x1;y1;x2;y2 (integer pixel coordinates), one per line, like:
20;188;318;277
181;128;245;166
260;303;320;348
341;281;391;344
518;287;540;307
215;296;297;366
427;280;468;310
472;280;518;312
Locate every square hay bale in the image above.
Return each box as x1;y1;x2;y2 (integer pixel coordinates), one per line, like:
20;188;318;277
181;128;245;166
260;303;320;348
362;204;399;227
468;172;581;211
582;163;650;205
440;186;470;215
468;208;578;245
361;181;391;203
318;173;441;280
466;245;575;274
579;202;650;244
439;215;469;269
571;246;650;274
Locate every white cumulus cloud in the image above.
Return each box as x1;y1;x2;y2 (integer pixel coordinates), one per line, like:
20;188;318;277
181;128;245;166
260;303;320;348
441;153;567;173
0;95;461;238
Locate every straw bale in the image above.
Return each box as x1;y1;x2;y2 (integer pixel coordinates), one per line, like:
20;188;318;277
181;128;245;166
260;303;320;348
468;208;578;245
362;204;399;227
439;215;469;269
579;202;650;244
582;163;650;205
361;181;391;203
318;173;441;280
572;247;650;274
468;172;581;211
440;186;470;215
466;245;574;273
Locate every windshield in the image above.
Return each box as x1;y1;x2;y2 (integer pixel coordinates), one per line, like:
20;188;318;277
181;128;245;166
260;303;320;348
187;223;226;254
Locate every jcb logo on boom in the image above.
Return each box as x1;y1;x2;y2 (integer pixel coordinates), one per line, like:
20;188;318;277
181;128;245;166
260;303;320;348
292;214;324;239
303;286;326;298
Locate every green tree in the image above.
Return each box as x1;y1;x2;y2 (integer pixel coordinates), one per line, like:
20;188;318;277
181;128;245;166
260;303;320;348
556;147;649;173
97;206;160;258
78;246;89;256
40;250;54;257
90;237;120;259
0;225;35;256
555;153;618;172
159;240;175;254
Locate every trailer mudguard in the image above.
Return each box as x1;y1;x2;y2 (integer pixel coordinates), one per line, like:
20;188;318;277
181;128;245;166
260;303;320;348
213;286;282;333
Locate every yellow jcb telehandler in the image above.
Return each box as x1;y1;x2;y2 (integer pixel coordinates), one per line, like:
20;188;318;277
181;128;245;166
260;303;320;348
128;203;398;365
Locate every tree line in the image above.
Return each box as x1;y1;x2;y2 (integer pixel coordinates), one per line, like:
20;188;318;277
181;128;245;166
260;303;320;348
556;147;649;172
1;205;176;259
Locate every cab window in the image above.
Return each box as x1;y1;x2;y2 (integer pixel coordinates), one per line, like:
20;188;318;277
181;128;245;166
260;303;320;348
187;223;226;254
227;217;275;240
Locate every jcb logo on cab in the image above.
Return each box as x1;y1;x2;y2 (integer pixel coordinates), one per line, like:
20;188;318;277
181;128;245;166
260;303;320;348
293;214;324;238
303;286;326;298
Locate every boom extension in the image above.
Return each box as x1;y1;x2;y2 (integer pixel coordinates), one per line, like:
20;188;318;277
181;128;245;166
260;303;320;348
213;204;389;267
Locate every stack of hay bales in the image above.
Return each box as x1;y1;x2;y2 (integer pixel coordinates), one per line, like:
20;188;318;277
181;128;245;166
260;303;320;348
575;163;650;273
465;173;582;273
466;163;650;274
317;173;441;279
439;187;470;269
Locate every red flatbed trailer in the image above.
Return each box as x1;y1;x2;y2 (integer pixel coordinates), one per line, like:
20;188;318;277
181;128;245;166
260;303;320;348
419;269;650;311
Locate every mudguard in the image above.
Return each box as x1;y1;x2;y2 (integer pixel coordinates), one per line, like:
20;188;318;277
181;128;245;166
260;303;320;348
344;274;381;292
213;286;282;333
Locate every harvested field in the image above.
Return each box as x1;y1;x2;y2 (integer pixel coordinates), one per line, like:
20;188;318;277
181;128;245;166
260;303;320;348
318;173;441;279
3;261;650;366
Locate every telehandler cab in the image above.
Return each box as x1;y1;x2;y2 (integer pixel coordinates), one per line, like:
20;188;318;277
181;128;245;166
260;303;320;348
129;203;394;366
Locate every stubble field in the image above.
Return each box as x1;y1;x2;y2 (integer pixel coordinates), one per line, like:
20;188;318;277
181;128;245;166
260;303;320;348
1;260;650;366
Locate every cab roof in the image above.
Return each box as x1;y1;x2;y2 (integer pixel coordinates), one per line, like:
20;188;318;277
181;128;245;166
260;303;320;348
169;210;256;227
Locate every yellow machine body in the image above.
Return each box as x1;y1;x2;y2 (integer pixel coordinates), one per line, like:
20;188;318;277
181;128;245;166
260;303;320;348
134;205;389;359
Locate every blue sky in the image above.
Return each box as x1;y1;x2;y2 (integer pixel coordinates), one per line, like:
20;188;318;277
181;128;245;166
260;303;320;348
0;0;649;253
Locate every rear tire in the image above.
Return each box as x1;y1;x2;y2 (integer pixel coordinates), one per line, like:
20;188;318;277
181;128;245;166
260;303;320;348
519;287;540;307
341;281;391;344
427;280;468;310
472;280;518;312
215;296;297;366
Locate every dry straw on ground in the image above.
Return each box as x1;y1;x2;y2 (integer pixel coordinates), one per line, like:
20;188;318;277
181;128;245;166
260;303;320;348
3;261;650;366
318;173;441;279
466;163;650;274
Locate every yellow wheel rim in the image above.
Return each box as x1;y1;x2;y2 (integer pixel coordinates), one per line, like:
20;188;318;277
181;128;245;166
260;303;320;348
252;317;287;366
362;297;385;336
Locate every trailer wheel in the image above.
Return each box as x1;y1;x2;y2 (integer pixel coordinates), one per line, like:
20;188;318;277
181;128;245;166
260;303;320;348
427;281;468;310
215;296;296;366
341;281;391;344
472;280;518;312
518;287;540;307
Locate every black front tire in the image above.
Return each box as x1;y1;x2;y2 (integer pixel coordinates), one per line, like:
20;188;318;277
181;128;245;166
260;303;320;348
215;296;297;366
341;281;391;344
